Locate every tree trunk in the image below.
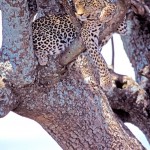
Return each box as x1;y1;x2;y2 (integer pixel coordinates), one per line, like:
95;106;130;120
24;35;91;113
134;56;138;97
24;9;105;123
1;0;36;87
119;0;150;141
0;0;149;149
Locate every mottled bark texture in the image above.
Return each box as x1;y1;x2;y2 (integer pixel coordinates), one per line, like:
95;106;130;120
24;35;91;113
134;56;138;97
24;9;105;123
119;0;150;141
1;0;36;87
0;0;150;149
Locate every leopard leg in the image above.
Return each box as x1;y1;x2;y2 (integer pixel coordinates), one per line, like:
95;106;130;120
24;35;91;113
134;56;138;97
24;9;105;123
99;33;112;52
99;3;117;23
116;17;132;35
81;21;112;90
87;44;112;90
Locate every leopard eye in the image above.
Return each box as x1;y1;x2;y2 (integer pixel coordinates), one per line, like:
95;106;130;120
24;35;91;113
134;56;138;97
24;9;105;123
79;1;85;6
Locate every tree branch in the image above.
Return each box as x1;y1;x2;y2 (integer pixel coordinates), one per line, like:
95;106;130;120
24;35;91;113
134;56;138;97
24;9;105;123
61;0;81;33
27;0;38;21
13;52;144;149
36;0;64;17
1;0;36;87
121;11;150;83
0;77;18;117
108;71;150;142
111;37;115;69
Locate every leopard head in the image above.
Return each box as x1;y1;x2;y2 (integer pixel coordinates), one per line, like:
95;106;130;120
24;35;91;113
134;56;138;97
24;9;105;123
73;0;104;21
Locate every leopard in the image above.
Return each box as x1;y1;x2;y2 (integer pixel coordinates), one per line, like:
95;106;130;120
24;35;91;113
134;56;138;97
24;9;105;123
32;15;77;65
73;0;132;90
32;0;131;91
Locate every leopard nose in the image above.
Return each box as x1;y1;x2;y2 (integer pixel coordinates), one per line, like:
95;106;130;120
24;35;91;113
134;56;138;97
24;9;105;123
75;12;84;17
78;13;84;16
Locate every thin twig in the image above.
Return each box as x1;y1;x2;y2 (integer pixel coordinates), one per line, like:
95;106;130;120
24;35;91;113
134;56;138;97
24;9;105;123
111;36;115;70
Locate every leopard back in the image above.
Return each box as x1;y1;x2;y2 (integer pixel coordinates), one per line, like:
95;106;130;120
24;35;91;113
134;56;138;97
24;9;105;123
32;15;77;65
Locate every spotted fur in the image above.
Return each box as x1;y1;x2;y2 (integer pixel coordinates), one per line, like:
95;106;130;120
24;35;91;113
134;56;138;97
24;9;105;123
32;0;131;90
73;0;131;89
32;15;77;65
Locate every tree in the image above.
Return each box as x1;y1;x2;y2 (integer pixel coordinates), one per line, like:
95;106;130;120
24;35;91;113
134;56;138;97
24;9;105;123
0;0;149;149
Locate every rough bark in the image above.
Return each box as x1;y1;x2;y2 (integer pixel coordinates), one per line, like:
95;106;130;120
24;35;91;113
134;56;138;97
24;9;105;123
118;0;150;141
11;54;143;149
121;12;150;84
1;0;36;87
107;72;150;142
0;0;150;149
